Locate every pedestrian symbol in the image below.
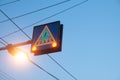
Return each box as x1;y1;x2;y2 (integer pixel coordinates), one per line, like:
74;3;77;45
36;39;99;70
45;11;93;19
41;28;51;43
34;25;56;47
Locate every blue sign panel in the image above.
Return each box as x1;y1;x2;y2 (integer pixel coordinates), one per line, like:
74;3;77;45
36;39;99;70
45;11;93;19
31;21;63;56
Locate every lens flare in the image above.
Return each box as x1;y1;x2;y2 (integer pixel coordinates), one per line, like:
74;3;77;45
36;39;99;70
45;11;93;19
15;51;28;62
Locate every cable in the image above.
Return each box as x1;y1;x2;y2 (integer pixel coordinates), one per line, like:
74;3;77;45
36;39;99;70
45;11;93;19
1;29;20;38
0;0;20;7
28;1;88;79
0;40;6;46
47;54;77;80
0;39;59;80
0;0;70;23
0;0;88;39
0;9;60;79
0;9;31;39
0;42;59;80
0;74;13;80
0;70;16;80
0;0;88;79
43;55;77;80
0;38;8;44
0;38;7;48
29;59;59;80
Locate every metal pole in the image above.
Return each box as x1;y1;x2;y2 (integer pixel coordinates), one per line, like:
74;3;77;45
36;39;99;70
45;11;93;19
0;40;32;51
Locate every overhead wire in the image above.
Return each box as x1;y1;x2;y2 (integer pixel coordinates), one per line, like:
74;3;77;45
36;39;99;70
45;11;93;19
29;59;59;80
0;40;59;80
0;0;71;39
0;9;31;39
0;0;88;39
0;0;70;23
0;9;59;80
26;1;88;80
0;41;59;80
47;54;77;80
0;70;16;80
0;38;7;48
0;38;8;44
0;0;20;7
0;1;73;79
0;40;6;46
0;74;13;80
0;0;88;80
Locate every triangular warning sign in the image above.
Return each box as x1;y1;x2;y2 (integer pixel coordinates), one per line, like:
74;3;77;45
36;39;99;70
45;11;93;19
34;25;56;46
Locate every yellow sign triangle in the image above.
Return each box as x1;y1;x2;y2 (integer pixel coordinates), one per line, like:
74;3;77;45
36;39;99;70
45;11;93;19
34;25;56;47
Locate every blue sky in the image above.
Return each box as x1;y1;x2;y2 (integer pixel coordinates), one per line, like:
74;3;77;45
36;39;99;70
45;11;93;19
0;0;120;80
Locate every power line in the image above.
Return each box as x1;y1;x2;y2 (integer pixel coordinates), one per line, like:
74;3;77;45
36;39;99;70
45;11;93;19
29;59;59;80
0;0;88;39
0;40;59;80
47;54;78;80
1;30;20;38
0;74;14;80
0;38;7;47
0;6;59;79
0;38;8;44
0;70;16;80
0;0;70;23
0;21;59;80
0;9;31;39
0;0;88;79
0;0;20;7
0;40;6;46
29;1;88;79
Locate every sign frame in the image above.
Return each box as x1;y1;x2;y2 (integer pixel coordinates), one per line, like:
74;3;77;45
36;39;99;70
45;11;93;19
31;21;63;56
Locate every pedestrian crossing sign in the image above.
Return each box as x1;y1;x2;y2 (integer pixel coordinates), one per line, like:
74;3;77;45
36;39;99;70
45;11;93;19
34;25;56;47
31;21;63;56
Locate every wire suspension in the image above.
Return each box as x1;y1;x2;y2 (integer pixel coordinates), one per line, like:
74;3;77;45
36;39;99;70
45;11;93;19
0;0;20;7
0;9;31;39
47;54;78;80
0;0;88;39
0;0;70;23
0;38;8;44
0;40;6;46
0;0;88;80
0;8;60;80
0;70;16;80
29;59;59;80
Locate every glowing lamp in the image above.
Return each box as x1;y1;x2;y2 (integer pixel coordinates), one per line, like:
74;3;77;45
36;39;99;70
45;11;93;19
32;46;37;51
52;42;57;48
